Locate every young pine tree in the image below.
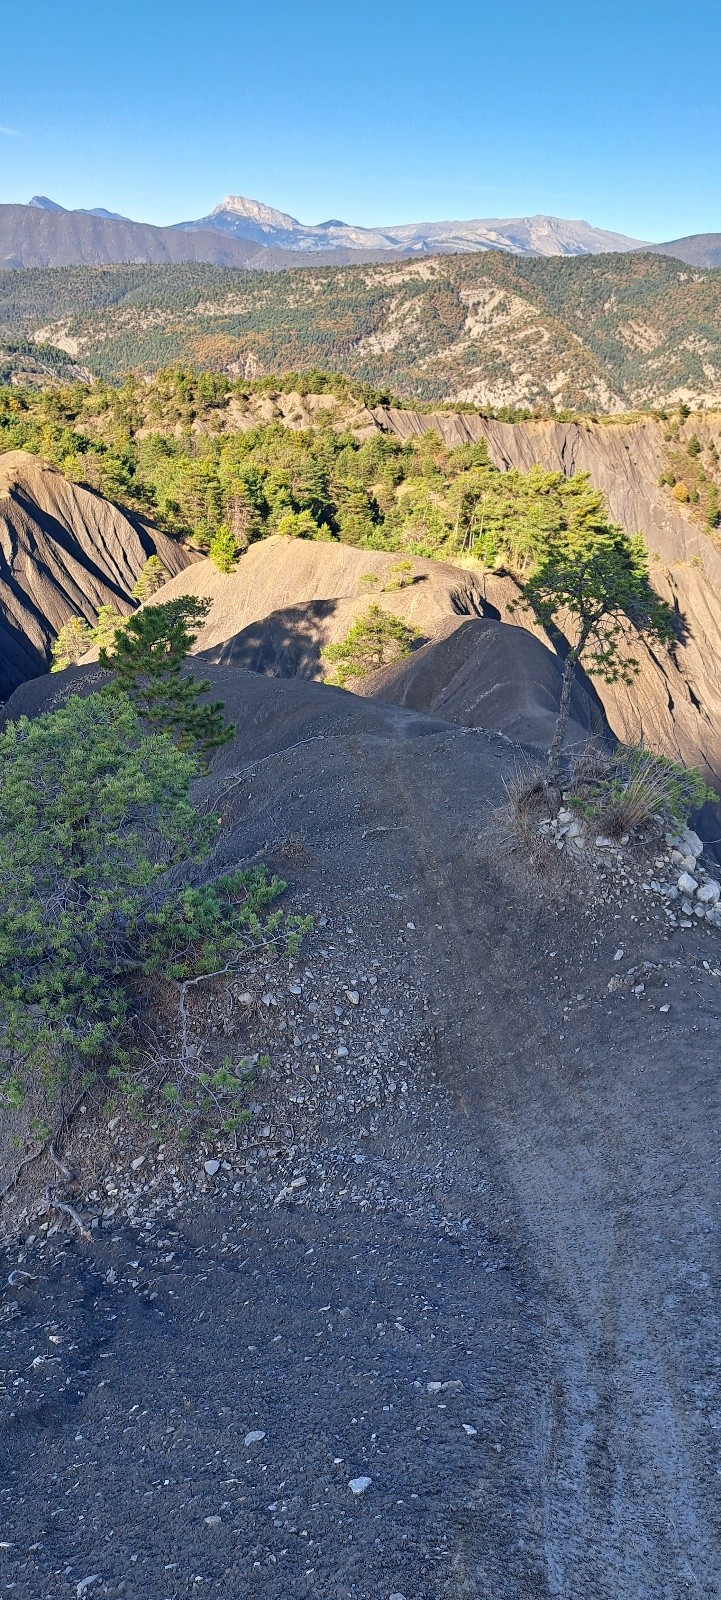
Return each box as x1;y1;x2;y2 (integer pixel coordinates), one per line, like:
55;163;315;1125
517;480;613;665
518;524;673;807
50;616;94;671
99;596;234;760
132;555;169;602
209;523;241;573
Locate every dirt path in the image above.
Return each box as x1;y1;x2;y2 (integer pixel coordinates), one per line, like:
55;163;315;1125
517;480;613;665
2;679;721;1598
384;743;721;1598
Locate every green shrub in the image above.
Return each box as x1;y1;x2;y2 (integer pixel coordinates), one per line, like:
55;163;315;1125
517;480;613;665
139;868;311;980
566;745;714;838
322;604;421;687
0;692;205;1106
0;693;311;1128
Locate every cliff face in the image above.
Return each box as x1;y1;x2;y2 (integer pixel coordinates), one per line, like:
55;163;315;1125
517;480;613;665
0;451;191;698
376;410;721;783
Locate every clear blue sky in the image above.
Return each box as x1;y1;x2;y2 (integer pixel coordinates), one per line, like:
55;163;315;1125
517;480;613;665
2;0;720;240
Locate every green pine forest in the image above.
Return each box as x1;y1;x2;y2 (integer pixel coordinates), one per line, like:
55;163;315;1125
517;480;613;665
0;369;646;570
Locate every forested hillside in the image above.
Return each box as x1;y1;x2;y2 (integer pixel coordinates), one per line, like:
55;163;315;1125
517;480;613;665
1;251;720;409
0;369;617;559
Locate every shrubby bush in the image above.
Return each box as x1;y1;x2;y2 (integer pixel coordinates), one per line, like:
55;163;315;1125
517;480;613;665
0;692;308;1127
322;605;421;687
566;745;714;837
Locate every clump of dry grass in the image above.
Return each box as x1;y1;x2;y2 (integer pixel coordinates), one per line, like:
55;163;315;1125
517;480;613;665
566;744;712;839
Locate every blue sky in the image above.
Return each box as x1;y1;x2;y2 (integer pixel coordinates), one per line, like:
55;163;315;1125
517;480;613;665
2;0;720;240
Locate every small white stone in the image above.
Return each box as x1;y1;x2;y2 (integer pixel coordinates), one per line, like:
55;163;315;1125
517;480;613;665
130;1156;145;1171
244;1430;265;1446
204;1159;220;1176
660;1004;670;1013
348;1475;372;1495
697;879;720;905
204;1515;222;1527
613;948;624;962
337;1045;349;1058
462;1423;478;1436
678;872;698;895
683;828;703;857
345;990;360;1005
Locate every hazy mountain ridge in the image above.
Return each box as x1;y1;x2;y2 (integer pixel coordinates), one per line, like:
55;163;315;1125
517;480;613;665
177;192;646;256
4;194;720;274
2;251;721;409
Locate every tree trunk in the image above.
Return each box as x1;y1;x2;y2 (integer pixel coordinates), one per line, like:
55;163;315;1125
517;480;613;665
544;649;578;813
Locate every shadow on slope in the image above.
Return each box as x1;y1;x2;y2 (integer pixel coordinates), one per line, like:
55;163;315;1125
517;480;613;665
358;615;608;754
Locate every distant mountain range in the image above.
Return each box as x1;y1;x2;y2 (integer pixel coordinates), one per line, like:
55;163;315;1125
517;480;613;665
3;192;719;272
173;193;646;256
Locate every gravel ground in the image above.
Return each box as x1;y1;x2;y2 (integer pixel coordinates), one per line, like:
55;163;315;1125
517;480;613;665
2;668;721;1599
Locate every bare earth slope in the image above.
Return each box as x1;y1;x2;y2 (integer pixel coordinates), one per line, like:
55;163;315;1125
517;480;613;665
376;411;721;782
0;451;190;697
358;615;607;750
150;536;486;673
2;663;721;1598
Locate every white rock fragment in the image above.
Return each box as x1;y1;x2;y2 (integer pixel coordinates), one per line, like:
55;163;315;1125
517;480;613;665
76;1582;101;1600
462;1423;478;1436
204;1159;220;1177
204;1515;222;1527
348;1475;372;1495
130;1156;145;1171
613;948;624;962
678;872;698;895
697;880;720;905
244;1430;265;1446
345;990;360;1005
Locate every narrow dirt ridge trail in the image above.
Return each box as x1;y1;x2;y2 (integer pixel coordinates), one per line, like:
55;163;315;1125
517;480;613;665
2;668;721;1598
384;740;721;1597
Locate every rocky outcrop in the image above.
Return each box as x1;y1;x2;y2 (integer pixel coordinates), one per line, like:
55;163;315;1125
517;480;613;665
0;451;191;698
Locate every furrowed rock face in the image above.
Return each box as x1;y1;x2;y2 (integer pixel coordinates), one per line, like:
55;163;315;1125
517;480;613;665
0;451;190;698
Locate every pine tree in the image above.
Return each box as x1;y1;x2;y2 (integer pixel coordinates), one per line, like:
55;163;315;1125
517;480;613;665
50;616;94;671
209;523;241;573
93;605;129;654
100;596;234;760
518;524;673;805
132;555;169;602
